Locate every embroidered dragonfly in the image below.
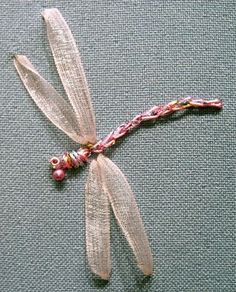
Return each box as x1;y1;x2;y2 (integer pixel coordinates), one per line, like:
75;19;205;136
14;9;223;280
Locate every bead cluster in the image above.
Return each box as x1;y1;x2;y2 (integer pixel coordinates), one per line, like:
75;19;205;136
50;148;90;181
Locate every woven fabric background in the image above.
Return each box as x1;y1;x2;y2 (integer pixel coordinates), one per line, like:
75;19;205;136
0;1;235;291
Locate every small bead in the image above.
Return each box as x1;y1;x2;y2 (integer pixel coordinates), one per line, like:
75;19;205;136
52;169;65;181
50;156;60;169
63;152;73;168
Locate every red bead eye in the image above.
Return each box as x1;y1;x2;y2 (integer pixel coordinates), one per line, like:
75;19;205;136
52;169;65;181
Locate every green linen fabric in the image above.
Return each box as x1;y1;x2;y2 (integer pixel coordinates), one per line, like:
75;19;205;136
1;1;235;291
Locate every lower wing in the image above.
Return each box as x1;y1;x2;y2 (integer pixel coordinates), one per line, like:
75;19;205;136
97;154;153;276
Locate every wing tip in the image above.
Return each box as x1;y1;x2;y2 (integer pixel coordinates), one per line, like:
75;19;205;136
13;55;36;74
99;272;110;281
14;55;28;70
41;8;60;20
13;54;24;62
138;254;154;276
92;270;110;281
140;262;154;277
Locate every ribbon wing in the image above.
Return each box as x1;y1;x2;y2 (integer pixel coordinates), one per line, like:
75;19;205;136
85;159;111;280
42;8;97;144
14;55;84;143
97;154;153;276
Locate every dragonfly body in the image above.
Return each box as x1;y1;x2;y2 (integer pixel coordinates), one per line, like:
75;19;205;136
14;8;223;280
50;97;223;181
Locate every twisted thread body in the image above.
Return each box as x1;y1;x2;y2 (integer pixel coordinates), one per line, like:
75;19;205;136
50;97;223;180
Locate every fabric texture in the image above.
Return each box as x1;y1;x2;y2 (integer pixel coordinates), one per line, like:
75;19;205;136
1;1;235;291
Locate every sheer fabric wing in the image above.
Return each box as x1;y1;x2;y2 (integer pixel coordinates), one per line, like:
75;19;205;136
42;8;97;144
14;55;85;143
97;154;153;276
85;159;111;280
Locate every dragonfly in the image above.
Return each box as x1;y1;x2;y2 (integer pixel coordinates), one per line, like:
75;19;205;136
14;8;223;280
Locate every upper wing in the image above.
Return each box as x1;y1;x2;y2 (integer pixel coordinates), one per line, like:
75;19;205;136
14;55;85;144
42;8;97;144
85;159;111;280
97;154;153;276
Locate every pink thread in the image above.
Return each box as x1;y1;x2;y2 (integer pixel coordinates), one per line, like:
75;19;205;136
50;97;223;179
